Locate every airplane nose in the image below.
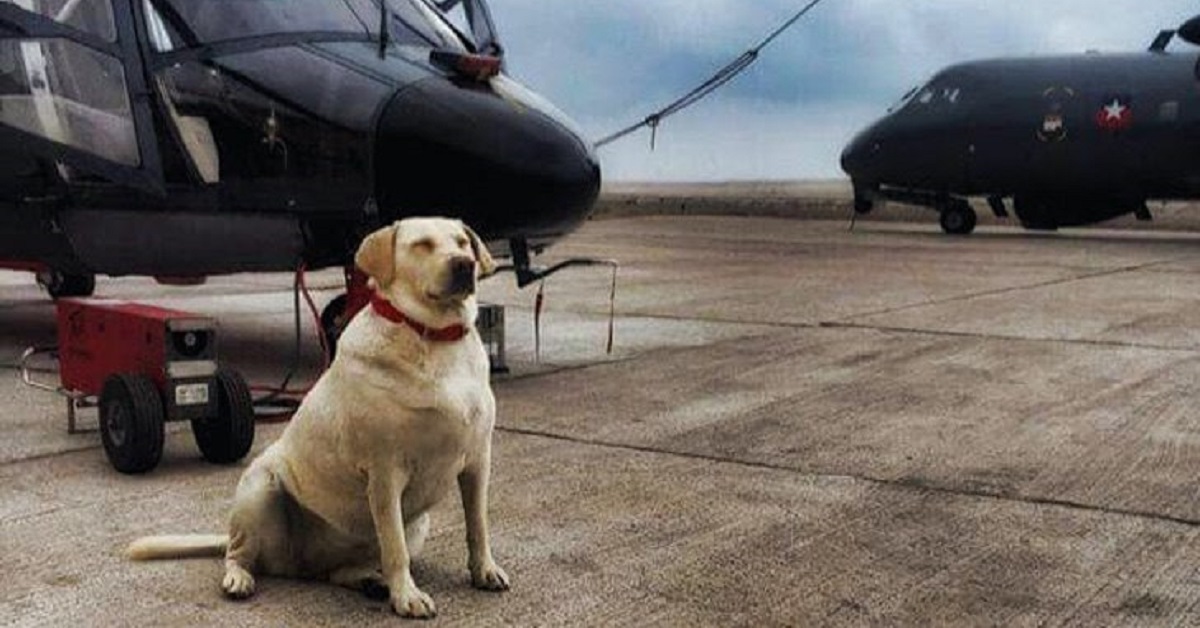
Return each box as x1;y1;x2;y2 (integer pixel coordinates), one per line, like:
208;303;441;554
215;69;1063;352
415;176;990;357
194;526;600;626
374;77;601;240
840;127;879;181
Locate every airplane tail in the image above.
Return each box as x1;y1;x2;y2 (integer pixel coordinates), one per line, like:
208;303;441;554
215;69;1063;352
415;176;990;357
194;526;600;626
127;534;228;561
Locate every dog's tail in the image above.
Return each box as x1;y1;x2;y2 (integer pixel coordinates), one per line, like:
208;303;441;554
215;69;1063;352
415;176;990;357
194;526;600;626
127;534;228;561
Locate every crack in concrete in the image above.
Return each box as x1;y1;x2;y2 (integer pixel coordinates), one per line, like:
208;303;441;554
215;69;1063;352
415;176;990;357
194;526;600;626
496;425;1200;530
818;321;1200;354
0;444;104;467
831;256;1196;324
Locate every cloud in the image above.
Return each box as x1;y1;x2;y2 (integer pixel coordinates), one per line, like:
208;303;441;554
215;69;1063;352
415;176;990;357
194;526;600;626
492;0;1200;181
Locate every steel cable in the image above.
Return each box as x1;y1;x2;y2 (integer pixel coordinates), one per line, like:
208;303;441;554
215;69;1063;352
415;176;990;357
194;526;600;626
595;0;830;149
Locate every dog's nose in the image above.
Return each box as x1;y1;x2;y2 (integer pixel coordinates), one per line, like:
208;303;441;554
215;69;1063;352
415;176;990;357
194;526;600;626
449;256;476;293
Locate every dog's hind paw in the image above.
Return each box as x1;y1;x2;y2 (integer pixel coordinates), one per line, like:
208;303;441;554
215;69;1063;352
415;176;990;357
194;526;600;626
471;562;510;592
222;564;256;600
392;586;437;619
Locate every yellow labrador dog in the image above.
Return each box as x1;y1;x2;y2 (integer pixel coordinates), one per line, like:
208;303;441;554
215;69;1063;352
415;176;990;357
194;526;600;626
128;217;508;619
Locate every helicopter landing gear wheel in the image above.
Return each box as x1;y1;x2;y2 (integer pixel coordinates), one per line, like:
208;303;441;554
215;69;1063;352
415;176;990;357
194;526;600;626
939;201;977;235
37;269;95;298
99;373;165;474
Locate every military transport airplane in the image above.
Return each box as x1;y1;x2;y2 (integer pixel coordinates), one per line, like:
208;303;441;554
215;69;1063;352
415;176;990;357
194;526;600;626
841;14;1200;235
0;0;599;324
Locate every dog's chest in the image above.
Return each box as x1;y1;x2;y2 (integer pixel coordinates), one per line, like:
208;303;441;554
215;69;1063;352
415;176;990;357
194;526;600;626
399;412;478;515
398;376;493;513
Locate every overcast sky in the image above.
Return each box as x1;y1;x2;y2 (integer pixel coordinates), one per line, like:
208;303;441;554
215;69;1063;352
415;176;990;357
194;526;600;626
488;0;1200;181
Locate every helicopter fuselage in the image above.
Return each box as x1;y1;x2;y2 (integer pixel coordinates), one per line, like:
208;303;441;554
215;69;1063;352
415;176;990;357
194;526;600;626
0;0;600;278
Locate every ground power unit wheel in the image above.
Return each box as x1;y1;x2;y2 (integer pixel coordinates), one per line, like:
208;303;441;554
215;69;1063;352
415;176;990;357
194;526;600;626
191;368;256;464
99;373;165;474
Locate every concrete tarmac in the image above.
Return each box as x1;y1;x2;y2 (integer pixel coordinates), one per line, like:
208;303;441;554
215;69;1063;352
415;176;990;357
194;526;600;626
4;216;1200;626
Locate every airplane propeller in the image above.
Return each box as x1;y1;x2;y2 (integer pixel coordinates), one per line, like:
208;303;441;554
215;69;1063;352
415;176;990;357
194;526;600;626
1178;15;1200;47
1147;15;1200;51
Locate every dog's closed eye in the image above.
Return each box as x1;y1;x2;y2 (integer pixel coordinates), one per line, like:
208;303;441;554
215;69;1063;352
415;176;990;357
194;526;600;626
412;238;435;254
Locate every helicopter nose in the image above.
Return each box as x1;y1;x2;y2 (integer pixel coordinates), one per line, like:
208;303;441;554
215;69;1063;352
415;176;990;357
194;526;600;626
374;77;600;239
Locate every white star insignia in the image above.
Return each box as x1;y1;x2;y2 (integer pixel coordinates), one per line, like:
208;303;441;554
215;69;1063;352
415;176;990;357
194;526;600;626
1103;99;1126;120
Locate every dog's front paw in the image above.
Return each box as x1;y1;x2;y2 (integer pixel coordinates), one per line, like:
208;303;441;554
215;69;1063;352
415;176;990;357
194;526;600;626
471;562;510;592
222;564;256;600
392;586;437;619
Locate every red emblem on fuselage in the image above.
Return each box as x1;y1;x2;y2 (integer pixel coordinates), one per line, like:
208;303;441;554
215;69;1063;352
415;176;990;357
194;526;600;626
1096;96;1132;132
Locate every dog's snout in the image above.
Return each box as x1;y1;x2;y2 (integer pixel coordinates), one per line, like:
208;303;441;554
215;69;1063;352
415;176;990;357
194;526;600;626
451;256;475;277
448;256;476;294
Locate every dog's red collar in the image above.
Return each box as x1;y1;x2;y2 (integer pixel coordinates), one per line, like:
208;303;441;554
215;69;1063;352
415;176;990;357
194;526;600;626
370;292;469;342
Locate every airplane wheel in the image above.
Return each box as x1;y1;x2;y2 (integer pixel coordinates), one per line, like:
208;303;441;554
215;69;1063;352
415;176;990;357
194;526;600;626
37;270;95;299
99;373;165;474
939;202;976;235
191;368;256;464
320;294;349;360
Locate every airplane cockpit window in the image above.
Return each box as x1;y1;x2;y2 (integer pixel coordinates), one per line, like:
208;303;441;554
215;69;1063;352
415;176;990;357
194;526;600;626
887;76;967;115
887;84;923;113
1;0;116;42
0;38;137;165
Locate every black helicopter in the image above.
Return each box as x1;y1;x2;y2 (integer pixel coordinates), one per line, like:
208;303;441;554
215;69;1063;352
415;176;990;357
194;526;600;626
841;14;1200;235
0;0;600;317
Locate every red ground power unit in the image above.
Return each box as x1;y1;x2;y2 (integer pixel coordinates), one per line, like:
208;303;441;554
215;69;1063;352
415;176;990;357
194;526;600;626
54;298;255;474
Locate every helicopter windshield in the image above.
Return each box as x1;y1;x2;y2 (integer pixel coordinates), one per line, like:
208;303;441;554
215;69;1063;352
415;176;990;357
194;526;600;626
155;0;372;43
400;0;468;50
151;0;470;50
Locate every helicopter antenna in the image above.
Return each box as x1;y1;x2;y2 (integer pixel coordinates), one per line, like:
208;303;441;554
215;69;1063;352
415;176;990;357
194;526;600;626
595;0;830;149
378;0;391;59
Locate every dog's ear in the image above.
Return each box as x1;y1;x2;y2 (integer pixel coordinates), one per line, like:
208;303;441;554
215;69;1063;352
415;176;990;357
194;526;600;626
462;223;496;277
355;224;398;287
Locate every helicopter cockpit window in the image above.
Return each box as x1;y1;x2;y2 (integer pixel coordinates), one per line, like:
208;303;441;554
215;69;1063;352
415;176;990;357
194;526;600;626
434;1;469;38
143;0;176;52
0;38;138;165
397;0;467;51
156;0;373;43
425;0;499;55
1;0;117;42
141;0;476;55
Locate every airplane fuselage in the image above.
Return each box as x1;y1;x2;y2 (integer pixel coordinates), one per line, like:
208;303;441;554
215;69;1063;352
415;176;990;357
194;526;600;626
842;50;1200;230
